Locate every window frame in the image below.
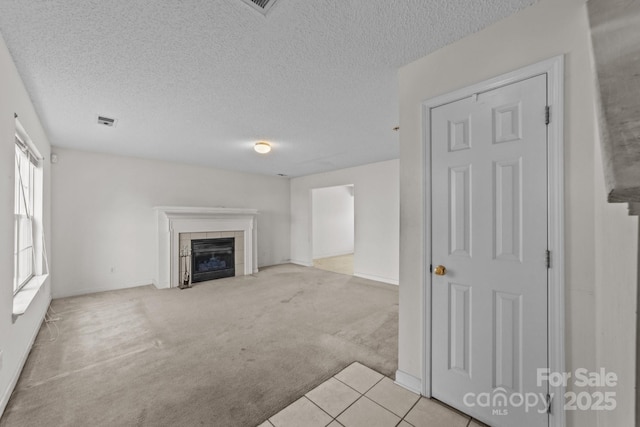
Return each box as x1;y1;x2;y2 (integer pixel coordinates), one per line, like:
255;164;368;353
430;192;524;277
13;125;41;295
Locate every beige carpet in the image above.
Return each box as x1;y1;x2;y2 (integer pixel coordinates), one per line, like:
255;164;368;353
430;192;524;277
0;264;398;427
313;253;354;276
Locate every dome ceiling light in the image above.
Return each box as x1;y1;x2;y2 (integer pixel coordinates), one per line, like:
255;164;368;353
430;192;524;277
254;141;272;154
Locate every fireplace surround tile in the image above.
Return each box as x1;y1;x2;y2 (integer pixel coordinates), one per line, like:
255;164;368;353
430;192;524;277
154;207;258;288
235;263;244;277
235;233;245;251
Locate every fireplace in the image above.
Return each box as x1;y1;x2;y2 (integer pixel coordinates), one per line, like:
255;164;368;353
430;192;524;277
191;238;235;283
153;206;258;289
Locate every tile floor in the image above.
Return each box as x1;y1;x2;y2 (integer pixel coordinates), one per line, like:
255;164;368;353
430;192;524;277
312;254;354;276
258;362;488;427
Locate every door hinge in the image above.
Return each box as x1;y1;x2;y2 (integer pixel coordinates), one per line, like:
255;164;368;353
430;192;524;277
429;264;433;273
545;106;550;125
547;393;553;414
546;250;551;269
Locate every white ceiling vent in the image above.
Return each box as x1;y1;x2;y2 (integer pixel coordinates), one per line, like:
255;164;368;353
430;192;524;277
97;115;117;127
239;0;280;16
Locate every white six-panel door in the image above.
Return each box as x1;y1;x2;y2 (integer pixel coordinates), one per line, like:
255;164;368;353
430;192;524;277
431;74;549;427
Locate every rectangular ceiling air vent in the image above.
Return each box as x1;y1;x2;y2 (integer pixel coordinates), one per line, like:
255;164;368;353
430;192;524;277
239;0;280;16
97;115;117;127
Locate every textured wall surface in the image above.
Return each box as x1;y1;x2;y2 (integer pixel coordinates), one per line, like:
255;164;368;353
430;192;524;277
593;119;638;427
291;160;399;285
51;147;291;298
0;32;52;418
397;0;638;425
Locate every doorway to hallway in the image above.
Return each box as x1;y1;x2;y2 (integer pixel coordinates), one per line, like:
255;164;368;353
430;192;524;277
311;184;355;276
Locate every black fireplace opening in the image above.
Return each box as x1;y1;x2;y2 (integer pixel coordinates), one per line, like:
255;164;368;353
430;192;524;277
191;238;235;283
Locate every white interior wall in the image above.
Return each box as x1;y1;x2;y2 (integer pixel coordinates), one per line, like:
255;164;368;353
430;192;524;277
291;160;399;285
51;147;290;298
0;33;52;416
312;185;354;259
593;113;638;426
397;0;637;425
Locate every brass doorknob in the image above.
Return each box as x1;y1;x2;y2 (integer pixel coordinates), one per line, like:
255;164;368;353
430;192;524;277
434;265;447;276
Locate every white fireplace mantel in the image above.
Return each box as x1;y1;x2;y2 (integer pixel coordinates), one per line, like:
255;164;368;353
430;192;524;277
153;206;259;288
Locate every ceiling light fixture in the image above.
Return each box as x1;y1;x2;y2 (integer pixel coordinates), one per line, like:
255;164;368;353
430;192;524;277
254;141;272;154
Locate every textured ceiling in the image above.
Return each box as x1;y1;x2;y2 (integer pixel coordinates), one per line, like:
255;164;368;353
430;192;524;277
0;0;536;177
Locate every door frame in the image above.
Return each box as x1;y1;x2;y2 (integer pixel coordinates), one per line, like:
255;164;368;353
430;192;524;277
421;55;565;427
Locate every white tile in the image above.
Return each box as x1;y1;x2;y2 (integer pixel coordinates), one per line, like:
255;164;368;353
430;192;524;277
404;398;469;427
235;231;244;239
334;362;384;393
306;377;361;417
221;231;235;238
191;232;207;240
206;231;222;238
235;236;245;251
365;377;420;417
337;397;400;427
269;397;332;427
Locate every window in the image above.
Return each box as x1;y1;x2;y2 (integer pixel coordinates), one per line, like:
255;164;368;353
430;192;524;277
13;121;41;294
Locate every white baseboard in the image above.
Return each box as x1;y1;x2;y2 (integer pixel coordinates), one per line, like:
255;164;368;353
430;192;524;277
354;272;399;286
395;369;422;395
289;259;313;267
0;297;51;418
313;250;354;259
52;282;151;298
